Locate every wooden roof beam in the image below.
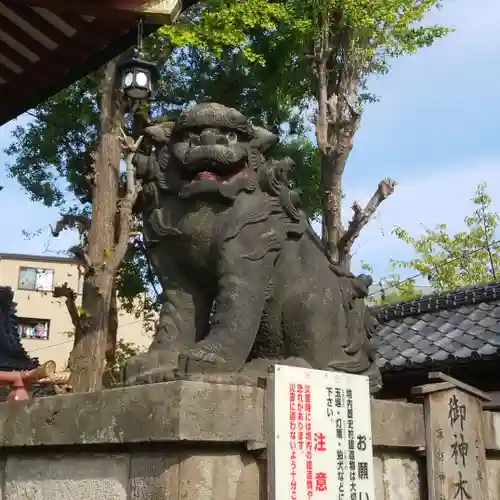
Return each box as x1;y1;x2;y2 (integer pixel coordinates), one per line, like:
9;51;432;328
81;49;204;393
2;0;185;24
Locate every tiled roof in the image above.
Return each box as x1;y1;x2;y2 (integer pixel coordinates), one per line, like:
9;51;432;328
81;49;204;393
371;282;500;372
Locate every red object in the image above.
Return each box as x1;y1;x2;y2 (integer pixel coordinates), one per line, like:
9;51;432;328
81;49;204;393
0;362;55;402
0;371;31;402
195;171;220;182
7;384;30;402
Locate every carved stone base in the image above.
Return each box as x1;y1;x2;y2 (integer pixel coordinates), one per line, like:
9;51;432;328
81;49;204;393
123;352;382;393
123;353;313;387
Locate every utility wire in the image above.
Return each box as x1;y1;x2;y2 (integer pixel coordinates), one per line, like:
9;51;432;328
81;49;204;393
26;240;500;351
367;239;500;299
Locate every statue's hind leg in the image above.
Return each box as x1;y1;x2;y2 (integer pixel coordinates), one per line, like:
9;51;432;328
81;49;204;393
282;282;374;377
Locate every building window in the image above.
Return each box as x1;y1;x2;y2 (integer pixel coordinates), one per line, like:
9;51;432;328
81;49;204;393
17;318;50;340
18;267;54;291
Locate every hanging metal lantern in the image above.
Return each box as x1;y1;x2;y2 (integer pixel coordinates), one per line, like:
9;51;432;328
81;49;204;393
119;55;158;101
118;19;158;102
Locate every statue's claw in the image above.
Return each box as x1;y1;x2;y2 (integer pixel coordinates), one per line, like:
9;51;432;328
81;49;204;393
177;348;228;374
122;350;179;385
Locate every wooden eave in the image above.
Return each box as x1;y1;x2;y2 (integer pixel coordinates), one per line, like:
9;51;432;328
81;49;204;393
0;0;190;125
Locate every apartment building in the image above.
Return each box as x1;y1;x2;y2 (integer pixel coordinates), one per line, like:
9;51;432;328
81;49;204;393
0;253;152;370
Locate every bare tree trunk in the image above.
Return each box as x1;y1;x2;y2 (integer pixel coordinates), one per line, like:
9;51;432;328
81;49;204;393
103;283;118;388
313;19;395;271
68;58;122;392
314;30;360;268
320;133;356;266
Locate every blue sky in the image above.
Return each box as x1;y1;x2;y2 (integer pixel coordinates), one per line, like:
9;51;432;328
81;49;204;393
0;0;499;285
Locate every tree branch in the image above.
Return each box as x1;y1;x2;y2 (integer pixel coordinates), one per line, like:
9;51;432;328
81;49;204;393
51;214;91;238
51;214;93;271
53;282;83;334
338;178;397;259
105;131;143;274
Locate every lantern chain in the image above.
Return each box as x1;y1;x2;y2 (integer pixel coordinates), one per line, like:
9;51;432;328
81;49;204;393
135;18;144;57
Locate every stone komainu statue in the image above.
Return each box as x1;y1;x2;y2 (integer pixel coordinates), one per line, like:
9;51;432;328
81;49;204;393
123;103;382;393
0;286;39;371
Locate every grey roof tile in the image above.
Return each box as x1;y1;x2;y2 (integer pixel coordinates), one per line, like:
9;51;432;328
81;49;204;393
411;352;430;365
479;316;498;328
391;355;408;366
392;324;408;335
455;333;484;350
467;325;486;336
429;316;448;329
468;309;489;322
419;343;440;356
489;336;500;346
457;319;476;331
489;306;500;319
434;336;456;353
438;322;456;334
406;333;423;345
478;302;494;311
478;343;498;356
453;346;473;358
412;319;429;332
403;317;418;326
458;305;476;315
488;323;500;334
448;313;467;325
432;350;452;361
399;347;419;360
476;330;498;342
373;343;394;356
426;330;444;342
372;283;500;371
447;328;466;340
439;310;453;319
420;313;436;322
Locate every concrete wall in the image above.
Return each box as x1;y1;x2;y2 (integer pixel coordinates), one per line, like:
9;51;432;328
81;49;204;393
0;380;498;499
0;253;152;368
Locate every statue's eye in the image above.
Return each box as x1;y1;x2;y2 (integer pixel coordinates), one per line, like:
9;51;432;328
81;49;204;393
226;132;238;144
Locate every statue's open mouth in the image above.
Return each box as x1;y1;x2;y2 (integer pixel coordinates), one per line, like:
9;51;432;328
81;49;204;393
192;166;244;184
173;143;248;185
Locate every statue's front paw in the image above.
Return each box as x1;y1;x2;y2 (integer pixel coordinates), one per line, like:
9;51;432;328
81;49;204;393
122;350;179;385
178;348;228;374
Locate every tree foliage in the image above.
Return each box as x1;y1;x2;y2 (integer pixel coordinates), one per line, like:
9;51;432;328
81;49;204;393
390;184;499;292
362;184;499;305
161;0;451;265
360;261;421;305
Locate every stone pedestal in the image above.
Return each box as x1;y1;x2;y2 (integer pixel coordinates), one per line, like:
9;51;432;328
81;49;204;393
0;379;266;500
0;377;498;500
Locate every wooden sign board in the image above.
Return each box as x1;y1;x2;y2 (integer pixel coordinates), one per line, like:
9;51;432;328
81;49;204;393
423;387;489;500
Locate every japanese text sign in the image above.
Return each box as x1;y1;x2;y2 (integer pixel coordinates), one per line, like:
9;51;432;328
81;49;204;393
424;387;489;500
267;365;375;500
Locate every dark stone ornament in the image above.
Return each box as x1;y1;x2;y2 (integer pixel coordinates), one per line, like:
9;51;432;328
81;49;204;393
0;286;39;371
124;103;382;393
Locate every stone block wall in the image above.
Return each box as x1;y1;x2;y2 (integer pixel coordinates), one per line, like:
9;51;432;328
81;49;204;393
0;450;265;500
0;380;498;499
